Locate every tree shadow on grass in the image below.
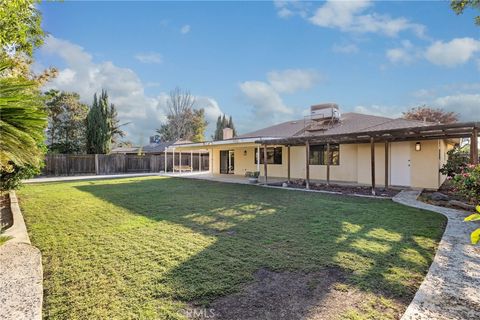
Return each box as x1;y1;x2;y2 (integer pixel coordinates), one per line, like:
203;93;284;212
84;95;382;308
75;177;446;319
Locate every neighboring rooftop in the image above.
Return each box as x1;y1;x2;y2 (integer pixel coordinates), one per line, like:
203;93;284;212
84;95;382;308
111;139;193;154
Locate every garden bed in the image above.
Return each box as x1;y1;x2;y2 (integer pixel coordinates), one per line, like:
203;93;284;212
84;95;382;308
1;194;13;245
268;180;400;198
419;182;476;212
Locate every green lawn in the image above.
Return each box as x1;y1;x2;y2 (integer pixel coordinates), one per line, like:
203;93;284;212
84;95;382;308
18;176;445;319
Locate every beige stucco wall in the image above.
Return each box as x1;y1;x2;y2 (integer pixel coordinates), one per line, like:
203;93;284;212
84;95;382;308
309;144;358;182
357;143;387;186
410;140;441;190
178;139;454;189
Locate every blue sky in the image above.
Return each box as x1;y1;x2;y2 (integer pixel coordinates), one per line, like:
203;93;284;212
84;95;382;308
35;1;480;144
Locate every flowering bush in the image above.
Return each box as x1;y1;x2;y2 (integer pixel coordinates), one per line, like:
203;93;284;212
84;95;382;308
440;148;470;177
451;164;480;203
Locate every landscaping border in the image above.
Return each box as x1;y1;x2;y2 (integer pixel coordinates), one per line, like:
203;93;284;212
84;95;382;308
0;191;43;320
3;191;31;244
394;190;480;320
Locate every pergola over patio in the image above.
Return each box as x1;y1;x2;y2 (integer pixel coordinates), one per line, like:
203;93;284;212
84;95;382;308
256;121;480;194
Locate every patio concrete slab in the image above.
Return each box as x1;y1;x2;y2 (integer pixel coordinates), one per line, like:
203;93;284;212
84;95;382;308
394;191;480;320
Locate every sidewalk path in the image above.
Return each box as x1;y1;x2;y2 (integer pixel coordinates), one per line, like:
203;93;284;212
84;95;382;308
24;173;161;184
393;191;480;320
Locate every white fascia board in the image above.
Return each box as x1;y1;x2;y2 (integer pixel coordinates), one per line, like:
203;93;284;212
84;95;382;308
171;137;280;150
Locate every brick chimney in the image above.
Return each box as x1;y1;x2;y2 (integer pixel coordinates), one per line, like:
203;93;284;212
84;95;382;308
223;127;233;140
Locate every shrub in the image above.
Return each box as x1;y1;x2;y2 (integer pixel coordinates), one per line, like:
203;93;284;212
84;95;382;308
451;164;480;203
440;147;470;177
464;205;480;245
0;164;42;192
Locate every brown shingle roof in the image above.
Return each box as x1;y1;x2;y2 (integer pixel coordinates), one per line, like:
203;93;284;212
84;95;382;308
237;120;306;138
238;112;431;139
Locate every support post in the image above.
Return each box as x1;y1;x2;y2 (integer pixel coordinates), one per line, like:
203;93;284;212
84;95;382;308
384;141;389;190
172;150;175;173
257;146;260;172
287;145;291;183
199;151;201;171
210;148;213;173
179;152;182;172
326;143;331;186
370;137;376;195
95;154;99;175
190;151;193;172
164;150;167;172
263;145;268;185
471;128;479;165
305;140;310;189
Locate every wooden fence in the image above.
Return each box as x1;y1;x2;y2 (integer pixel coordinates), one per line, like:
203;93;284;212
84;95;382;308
42;153;209;176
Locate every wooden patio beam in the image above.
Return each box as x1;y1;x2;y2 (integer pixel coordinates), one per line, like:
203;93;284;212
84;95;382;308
257;121;480;146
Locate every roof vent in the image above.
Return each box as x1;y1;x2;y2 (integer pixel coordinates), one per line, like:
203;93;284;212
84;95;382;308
310;103;341;121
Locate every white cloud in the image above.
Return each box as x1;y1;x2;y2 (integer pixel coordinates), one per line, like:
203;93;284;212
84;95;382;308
353;105;403;118
41;36;223;143
434;94;480;121
267;69;320;93
135;52;163;64
195;96;223;127
332;43;358;54
411;88;436;99
239;68;321;124
274;0;309;19
180;24;191;34
239;81;293;118
425;37;480;67
386;40;418;64
308;0;425;37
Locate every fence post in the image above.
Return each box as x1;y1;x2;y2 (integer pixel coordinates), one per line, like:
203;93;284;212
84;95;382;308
95;154;99;175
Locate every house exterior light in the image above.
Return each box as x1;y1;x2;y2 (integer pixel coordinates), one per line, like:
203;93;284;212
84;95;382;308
415;142;421;151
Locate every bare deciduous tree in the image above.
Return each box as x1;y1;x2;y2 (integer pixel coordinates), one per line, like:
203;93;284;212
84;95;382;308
156;87;207;142
403;105;459;124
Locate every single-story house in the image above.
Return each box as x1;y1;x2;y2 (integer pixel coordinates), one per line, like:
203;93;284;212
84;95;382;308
174;103;479;191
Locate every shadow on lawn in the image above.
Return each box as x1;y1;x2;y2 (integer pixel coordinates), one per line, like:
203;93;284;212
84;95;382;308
76;177;445;319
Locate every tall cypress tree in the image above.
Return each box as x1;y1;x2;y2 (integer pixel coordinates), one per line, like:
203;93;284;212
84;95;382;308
98;90;111;153
228;115;237;137
86;90;114;154
213;116;222;140
86;93;99;154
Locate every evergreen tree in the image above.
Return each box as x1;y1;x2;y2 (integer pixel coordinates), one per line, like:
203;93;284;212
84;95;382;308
86;90;126;154
212;114;238;140
228;115;237;137
213;116;222;140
